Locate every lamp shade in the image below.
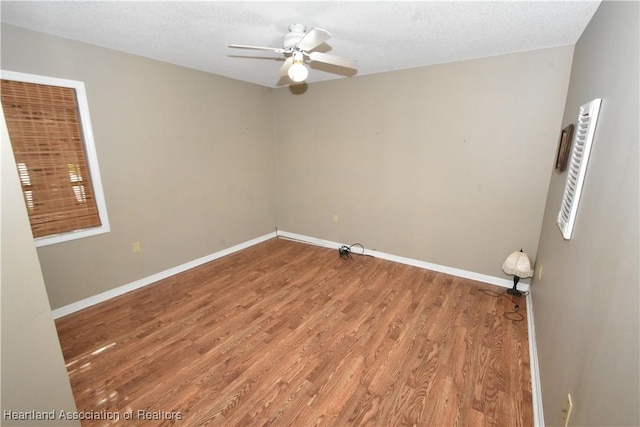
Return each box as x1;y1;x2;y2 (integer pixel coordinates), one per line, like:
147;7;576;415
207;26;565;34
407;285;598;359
502;250;534;278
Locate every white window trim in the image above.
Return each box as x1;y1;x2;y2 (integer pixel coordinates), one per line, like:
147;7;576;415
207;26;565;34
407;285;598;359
556;98;602;240
1;70;110;247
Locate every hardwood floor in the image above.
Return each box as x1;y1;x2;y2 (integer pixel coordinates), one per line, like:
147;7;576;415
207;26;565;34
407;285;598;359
55;238;532;426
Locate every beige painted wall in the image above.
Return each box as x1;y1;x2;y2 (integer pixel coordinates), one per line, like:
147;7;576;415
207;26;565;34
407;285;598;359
1;110;79;425
533;2;639;426
274;46;573;279
1;24;277;309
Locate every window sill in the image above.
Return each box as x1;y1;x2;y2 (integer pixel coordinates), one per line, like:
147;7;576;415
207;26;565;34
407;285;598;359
34;224;110;247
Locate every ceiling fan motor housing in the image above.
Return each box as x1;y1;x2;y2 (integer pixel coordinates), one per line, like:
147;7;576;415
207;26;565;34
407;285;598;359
283;24;306;50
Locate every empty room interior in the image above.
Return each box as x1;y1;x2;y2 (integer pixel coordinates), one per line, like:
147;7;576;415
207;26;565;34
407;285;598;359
1;1;638;426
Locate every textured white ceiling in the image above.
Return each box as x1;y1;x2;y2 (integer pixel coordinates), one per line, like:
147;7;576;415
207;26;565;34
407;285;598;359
1;1;601;88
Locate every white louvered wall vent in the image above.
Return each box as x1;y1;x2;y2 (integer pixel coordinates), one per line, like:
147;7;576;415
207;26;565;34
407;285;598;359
557;98;602;240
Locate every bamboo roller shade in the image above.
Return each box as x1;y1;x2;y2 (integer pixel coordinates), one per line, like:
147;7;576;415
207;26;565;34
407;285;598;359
1;79;101;238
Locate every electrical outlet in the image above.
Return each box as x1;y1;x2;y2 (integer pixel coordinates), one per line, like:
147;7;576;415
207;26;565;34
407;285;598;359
562;393;573;427
538;265;544;280
332;214;339;224
132;241;141;253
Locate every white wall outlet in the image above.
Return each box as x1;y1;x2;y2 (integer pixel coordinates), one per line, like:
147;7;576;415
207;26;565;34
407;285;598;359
332;214;339;224
132;241;141;253
538;265;544;280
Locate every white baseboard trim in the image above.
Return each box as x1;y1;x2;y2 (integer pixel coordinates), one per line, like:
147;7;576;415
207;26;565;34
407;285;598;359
51;232;277;319
276;230;529;292
527;291;545;426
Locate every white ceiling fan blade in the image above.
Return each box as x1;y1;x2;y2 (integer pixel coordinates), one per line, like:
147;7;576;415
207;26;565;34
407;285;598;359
309;51;358;69
229;44;285;53
297;27;332;52
278;56;294;77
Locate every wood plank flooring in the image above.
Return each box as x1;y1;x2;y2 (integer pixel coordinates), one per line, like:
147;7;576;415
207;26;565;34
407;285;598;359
55;238;532;426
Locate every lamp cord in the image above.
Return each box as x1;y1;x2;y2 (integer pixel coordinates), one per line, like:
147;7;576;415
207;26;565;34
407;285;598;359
479;288;528;322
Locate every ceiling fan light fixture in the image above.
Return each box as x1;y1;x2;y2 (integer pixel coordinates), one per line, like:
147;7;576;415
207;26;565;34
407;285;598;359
287;52;308;82
287;62;308;82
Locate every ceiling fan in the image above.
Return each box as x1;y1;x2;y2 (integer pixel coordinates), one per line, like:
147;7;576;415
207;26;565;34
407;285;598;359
229;24;358;84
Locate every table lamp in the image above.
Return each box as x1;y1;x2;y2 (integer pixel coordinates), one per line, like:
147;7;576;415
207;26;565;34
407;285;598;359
502;249;534;297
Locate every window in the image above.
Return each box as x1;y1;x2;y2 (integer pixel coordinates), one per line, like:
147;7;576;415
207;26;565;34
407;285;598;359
1;70;109;246
557;98;602;240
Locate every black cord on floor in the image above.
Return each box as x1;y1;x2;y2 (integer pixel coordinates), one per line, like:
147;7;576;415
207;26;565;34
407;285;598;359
479;288;527;322
339;243;369;259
